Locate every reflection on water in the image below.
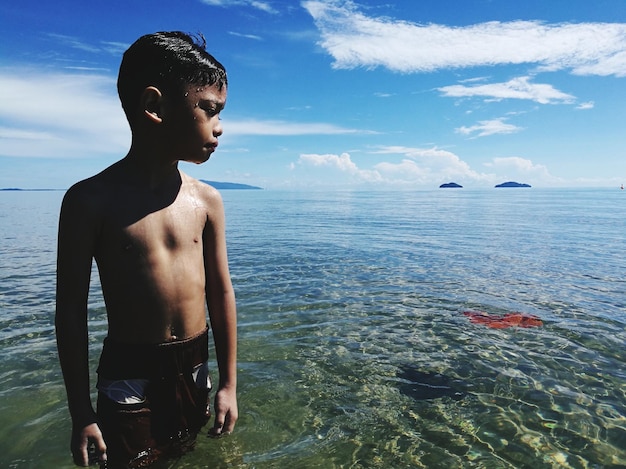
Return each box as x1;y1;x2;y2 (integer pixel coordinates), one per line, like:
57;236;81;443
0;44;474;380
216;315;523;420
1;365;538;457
1;189;625;468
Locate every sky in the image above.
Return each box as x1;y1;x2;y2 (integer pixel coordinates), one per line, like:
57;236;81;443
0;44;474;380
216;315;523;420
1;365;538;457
1;0;625;190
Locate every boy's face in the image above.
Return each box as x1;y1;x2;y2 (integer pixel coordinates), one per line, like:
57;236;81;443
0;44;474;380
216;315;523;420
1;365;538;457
162;83;227;164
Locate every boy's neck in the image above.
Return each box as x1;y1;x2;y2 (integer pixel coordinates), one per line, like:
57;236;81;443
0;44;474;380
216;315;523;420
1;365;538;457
122;147;181;191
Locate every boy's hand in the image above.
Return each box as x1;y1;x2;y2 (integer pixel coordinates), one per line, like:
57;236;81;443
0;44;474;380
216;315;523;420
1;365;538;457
209;387;238;437
71;422;107;466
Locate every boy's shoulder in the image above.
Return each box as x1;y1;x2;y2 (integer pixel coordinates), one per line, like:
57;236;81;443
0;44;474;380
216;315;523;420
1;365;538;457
67;159;125;191
61;161;130;218
180;172;223;207
64;169;111;201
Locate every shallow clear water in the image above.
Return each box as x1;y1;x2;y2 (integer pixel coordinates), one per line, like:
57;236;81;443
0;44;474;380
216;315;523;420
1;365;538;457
1;188;625;468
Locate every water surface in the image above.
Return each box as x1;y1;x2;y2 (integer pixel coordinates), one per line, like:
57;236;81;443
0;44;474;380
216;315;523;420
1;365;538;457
1;188;625;468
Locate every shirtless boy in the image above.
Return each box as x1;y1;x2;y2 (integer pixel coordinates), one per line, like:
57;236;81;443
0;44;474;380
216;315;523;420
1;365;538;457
55;31;237;468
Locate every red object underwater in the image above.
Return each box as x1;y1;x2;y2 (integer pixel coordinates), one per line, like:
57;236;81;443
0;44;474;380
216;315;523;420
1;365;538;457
463;311;543;329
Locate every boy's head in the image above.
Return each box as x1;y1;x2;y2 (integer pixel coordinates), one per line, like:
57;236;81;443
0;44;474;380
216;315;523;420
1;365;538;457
118;31;227;125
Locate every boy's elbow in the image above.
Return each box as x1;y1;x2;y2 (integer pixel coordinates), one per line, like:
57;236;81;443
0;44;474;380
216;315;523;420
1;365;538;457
206;280;235;301
55;303;88;333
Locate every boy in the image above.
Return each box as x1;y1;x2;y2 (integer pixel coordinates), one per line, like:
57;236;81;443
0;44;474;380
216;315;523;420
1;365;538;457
55;32;238;468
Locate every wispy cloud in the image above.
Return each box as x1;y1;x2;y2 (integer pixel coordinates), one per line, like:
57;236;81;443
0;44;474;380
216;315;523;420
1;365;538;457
100;41;130;55
224;119;373;135
456;118;522;138
0;69;129;158
0;127;59;141
0;68;372;160
46;33;101;53
439;76;576;104
228;31;264;41
46;33;128;56
576;101;595;110
200;0;277;14
303;0;626;76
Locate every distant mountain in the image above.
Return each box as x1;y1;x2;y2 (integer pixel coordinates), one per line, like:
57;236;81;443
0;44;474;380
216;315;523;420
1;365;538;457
495;181;531;188
439;182;463;188
201;180;262;190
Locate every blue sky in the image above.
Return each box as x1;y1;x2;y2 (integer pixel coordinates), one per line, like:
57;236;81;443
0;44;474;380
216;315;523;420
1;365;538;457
1;0;625;190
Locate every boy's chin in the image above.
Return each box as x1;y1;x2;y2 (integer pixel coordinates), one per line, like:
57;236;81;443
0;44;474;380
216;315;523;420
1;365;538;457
183;155;211;165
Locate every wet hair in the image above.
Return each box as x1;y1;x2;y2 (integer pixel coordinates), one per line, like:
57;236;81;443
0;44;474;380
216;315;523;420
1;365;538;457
117;31;227;120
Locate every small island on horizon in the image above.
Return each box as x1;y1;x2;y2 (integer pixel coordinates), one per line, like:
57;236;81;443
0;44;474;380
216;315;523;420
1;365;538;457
436;181;533;189
495;181;531;188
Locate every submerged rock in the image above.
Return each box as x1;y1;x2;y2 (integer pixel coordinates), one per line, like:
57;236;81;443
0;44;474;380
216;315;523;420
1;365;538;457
397;366;467;400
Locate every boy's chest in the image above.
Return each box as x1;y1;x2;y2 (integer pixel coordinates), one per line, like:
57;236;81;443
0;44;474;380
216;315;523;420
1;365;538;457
99;197;206;257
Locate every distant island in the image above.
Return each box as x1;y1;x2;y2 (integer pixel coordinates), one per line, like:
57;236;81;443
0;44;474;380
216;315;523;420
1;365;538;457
439;182;463;188
201;180;263;190
495;181;531;188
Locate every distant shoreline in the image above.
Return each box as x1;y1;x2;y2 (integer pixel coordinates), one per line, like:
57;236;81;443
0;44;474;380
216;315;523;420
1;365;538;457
200;180;263;190
1;188;64;192
2;180;263;191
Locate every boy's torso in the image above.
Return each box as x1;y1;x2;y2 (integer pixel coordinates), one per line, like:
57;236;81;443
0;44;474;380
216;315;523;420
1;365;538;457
83;166;213;344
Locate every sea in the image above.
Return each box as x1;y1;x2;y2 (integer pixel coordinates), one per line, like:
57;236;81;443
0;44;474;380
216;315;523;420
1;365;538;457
0;188;625;468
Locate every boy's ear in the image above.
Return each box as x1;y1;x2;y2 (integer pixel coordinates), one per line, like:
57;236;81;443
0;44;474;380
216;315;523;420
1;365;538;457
141;86;164;123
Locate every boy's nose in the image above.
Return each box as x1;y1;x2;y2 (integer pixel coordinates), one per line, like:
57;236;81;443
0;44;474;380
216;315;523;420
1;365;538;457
214;121;223;137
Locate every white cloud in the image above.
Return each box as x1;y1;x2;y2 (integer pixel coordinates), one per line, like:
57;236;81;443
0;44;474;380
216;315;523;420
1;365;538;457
484;156;559;182
456;118;522;138
439;76;576;104
298;152;382;182
373;159;429;182
303;0;626;76
297;146;490;186
576;101;595;110
294;147;566;188
200;0;277;14
0;69;129;158
372;146;488;183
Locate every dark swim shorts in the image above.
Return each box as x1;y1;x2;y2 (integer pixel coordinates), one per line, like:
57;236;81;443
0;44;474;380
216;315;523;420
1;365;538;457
96;327;211;468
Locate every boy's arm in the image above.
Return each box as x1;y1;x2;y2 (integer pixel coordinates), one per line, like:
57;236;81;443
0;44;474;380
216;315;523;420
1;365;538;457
203;191;238;436
55;186;107;466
